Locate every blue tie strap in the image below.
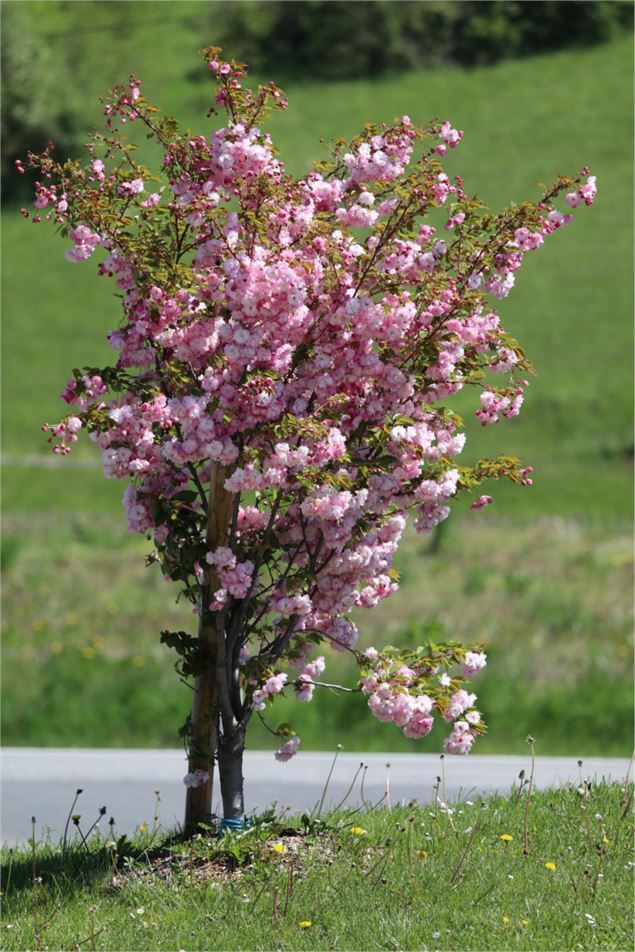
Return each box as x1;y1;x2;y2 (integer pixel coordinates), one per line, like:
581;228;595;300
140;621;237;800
220;816;249;834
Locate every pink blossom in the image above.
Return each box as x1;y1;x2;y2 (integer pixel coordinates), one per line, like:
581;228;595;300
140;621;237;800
336;204;378;228
274;736;300;762
183;769;209;788
118;178;145;197
273;594;312;617
251;689;266;711
65;225;101;262
463;651;487;676
470;495;493;511
579;175;597;206
444;689;477;722
294;677;315;702
439;120;463;149
403;704;434;739
263;672;288;696
444;721;475;755
514;227;544;252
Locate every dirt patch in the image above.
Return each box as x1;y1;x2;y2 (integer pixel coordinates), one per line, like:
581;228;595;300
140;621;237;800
107;829;335;891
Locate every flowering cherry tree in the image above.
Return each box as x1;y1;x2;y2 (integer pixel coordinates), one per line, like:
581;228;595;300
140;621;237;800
24;48;596;833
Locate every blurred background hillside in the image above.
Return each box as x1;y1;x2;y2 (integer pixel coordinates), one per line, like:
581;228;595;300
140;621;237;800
2;1;633;757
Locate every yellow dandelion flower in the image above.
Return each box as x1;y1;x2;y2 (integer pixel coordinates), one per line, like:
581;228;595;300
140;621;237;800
350;826;366;835
602;836;609;845
521;919;529;926
81;646;96;659
500;834;513;842
544;861;557;871
138;823;148;834
502;916;510;924
273;843;286;853
299;920;312;929
418;849;428;860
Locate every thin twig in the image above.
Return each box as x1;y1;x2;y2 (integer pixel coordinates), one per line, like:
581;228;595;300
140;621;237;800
450;803;484;886
62;790;83;852
360;764;370;809
282;859;295;921
72;926;106;950
316;745;342;818
523;735;536;855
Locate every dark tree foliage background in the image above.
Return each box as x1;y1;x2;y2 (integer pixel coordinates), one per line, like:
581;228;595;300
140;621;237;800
2;0;632;201
208;0;633;78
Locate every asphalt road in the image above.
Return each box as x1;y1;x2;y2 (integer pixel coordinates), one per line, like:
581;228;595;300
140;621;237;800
2;748;631;846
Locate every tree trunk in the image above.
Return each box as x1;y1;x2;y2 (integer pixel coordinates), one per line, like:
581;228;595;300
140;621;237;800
218;724;246;820
183;611;218;835
183;463;234;836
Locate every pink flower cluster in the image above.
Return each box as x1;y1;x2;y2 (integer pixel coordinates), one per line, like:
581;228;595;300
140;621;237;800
294;655;326;702
41;416;82;454
476;382;528;426
344;117;415;185
361;669;436;738
359;649;486;752
444;721;477;755
470;495;492;511
118;177;144;197
274;735;300;762
438;120;463;152
463;651;487;675
183;768;210;788
65;225;101;262
251;671;288;711
205;547;254;604
566;175;597;208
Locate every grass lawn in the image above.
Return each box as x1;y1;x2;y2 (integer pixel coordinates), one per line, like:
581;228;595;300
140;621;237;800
1;36;632;754
1;782;633;951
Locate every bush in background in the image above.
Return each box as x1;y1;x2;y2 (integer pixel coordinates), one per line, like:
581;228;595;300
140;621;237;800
205;0;633;79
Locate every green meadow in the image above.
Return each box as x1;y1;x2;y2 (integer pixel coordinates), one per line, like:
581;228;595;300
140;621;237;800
2;33;633;755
